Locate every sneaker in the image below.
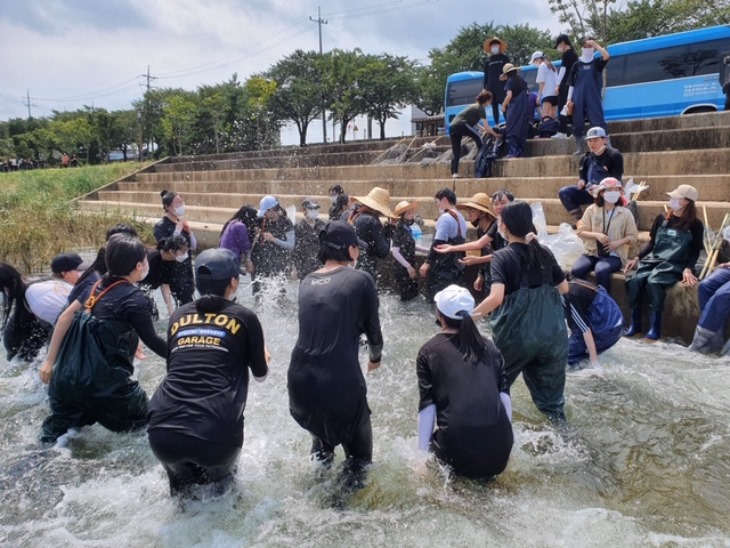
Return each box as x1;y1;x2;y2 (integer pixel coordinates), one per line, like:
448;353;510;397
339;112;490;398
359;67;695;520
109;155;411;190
452;173;460;179
551;132;568;139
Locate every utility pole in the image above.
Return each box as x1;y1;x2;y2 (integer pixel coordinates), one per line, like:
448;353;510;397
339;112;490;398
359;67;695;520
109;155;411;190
139;66;157;158
22;89;35;120
310;6;328;143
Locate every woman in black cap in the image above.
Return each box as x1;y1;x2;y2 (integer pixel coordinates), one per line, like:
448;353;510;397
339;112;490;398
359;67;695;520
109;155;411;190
147;248;269;499
288;221;383;489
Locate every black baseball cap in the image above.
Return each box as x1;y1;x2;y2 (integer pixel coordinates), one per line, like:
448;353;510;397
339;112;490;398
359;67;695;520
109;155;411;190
195;248;240;281
319;221;367;250
51;252;87;274
555;33;572;48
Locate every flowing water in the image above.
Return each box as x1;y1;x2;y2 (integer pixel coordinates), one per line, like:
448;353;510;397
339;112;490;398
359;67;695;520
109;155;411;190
1;279;729;547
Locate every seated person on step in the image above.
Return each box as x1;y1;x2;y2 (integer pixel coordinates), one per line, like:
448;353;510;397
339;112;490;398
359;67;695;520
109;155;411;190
689;256;730;356
558;127;623;227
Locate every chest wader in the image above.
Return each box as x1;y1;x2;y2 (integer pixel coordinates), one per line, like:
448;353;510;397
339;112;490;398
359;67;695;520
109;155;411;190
572;60;607;145
427;211;466;302
489;267;568;424
568;286;624;366
625;220;693;340
41;281;149;443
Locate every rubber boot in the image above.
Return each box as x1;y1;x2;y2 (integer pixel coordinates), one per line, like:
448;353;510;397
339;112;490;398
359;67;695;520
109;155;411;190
688;326;715;354
624;308;642;337
573;136;585;155
645;310;662;340
709;329;726;353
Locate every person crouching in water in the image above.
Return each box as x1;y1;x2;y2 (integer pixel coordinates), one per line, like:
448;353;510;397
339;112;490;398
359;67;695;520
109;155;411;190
417;285;513;479
472;201;569;425
288;221;383;489
39;234;167;443
147;249;269;499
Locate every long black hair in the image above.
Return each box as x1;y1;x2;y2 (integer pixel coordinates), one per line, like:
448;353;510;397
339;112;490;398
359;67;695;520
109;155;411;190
157;233;189;253
501;201;554;272
441;311;495;366
220;205;258;239
0;263;29;329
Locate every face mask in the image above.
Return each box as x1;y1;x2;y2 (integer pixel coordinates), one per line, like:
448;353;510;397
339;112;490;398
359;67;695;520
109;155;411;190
669;198;682;210
173;205;186;217
592;145;607;156
603;191;621;204
491;46;500;55
581;47;594;63
329;195;338;204
307;209;319;220
175;252;189;263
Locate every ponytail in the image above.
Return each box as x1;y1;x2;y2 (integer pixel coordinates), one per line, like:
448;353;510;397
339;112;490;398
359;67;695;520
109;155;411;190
544;55;556;73
442;311;492;365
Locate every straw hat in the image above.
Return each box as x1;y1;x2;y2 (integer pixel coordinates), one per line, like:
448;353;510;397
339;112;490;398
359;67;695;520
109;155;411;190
353;186;395;218
456;193;496;218
394;200;419;217
502;63;518;75
483;36;508;54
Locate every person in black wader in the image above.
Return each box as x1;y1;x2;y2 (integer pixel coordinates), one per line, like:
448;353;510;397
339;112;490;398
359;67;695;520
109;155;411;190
482;36;510;125
146;248;269;499
417;285;513;479
287;221;383;490
419;188;469;303
501;63;530;159
291;198;326;281
623;184;704;340
250;195;295;297
472;201;569;425
346;187;395;285
390;200;428;301
554;34;579;139
453;193;497;296
154;190;197;306
39;234;167;443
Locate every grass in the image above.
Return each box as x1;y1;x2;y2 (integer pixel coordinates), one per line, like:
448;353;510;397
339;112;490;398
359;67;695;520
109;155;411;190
0;163;154;273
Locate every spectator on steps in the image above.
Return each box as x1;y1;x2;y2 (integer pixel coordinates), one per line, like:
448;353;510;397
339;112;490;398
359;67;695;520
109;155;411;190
449;90;499;178
689;260;730;355
624;185;704;341
501;64;530;159
483;36;510;125
558;127;623;226
554;34;578;139
573;177;638;294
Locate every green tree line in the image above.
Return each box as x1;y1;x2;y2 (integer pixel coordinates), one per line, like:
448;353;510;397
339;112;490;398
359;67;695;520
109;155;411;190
2;1;724;162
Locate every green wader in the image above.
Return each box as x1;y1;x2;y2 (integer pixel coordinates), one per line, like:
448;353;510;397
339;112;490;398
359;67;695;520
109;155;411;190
489;271;568;423
41;284;148;443
626;220;694;312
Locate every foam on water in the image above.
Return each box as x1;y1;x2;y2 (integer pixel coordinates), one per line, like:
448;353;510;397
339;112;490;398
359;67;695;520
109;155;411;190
1;279;729;546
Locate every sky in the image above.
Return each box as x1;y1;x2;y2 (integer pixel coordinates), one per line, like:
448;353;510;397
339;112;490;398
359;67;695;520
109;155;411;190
0;0;561;145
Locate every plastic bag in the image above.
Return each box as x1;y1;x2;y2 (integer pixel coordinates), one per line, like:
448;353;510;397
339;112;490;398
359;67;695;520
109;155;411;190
544;223;585;269
530;202;549;241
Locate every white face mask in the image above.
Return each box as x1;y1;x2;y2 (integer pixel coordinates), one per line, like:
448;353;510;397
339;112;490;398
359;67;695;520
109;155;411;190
581;47;594;63
669;198;683;210
307;209;319;220
603;191;621;204
491;46;500;55
175;252;189;263
173;205;186;217
329;195;338;204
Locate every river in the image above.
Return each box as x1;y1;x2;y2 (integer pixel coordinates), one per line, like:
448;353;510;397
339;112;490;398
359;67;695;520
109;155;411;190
1;280;729;547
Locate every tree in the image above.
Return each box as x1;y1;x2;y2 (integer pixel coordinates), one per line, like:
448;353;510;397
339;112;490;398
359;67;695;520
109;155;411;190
161;93;198;155
548;0;618;41
359;54;416;140
267;50;326;146
323;49;368;144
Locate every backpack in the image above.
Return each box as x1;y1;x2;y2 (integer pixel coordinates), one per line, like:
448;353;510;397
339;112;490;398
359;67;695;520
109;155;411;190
538;116;560;138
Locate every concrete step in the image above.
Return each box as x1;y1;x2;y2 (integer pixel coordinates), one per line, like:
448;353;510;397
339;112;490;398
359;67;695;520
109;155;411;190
606;110;730;134
81;193;730;233
110;173;730;204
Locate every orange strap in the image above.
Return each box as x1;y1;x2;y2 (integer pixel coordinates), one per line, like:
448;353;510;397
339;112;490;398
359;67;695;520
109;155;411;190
84;279;129;312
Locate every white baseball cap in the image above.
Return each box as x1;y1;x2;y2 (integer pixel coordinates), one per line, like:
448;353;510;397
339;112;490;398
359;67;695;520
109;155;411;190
434;285;475;320
530;51;544;63
257;195;279;217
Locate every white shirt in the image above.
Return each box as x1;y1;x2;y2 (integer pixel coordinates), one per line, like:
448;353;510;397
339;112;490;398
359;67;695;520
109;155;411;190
25;279;73;325
536;63;559;98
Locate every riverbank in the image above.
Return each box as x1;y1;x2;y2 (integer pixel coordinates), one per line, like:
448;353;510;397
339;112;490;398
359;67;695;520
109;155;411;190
0;163;152;272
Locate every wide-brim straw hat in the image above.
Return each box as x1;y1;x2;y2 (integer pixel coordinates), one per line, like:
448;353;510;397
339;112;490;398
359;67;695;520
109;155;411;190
394;200;419;217
456;193;496;219
354;186;395;218
502;63;518;75
484;36;508;54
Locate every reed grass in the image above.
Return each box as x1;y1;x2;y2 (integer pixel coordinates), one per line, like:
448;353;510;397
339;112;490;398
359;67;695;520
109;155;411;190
0;163;153;273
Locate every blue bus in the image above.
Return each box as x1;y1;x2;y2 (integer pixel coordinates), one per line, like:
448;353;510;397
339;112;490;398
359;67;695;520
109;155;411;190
444;25;730;133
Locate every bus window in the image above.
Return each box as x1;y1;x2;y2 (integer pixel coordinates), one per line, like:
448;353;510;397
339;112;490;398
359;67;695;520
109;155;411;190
608;38;730;87
446;79;484;107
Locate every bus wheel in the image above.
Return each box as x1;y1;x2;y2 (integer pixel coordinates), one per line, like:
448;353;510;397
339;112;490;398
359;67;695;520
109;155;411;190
683;107;716;115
